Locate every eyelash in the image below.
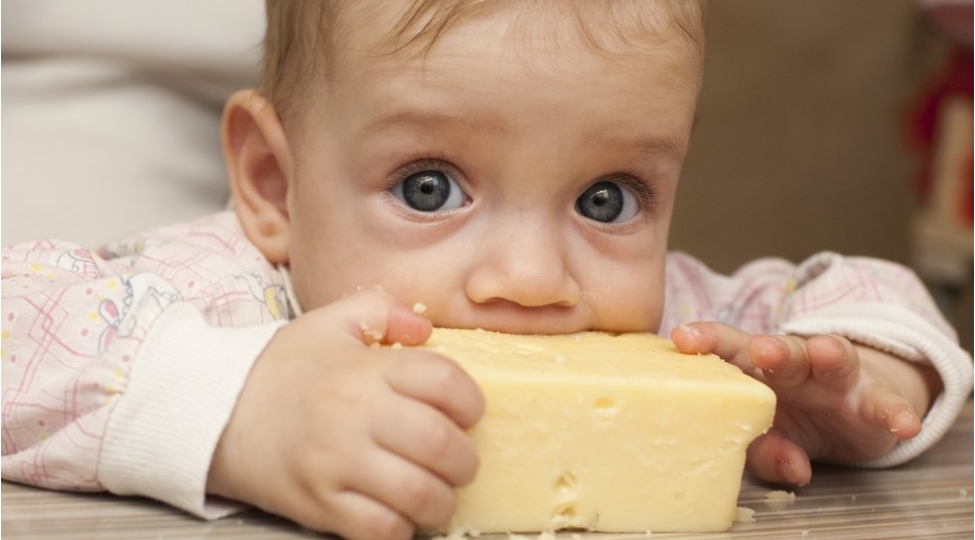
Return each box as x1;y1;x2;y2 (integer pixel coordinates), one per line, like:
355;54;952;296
386;155;459;190
600;171;660;210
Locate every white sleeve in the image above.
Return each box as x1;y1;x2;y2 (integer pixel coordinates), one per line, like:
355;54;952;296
99;304;284;517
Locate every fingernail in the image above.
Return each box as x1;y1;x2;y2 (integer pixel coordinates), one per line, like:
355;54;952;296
776;459;796;483
679;323;701;338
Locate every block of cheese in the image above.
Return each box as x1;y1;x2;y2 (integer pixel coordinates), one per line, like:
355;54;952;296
419;328;776;535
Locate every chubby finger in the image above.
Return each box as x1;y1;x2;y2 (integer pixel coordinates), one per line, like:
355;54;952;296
373;394;480;487
353;448;458;529
746;428;812;486
671;322;756;374
385;352;485;430
316;288;433;346
319;490;415;540
866;390;923;441
749;335;812;389
804;335;860;390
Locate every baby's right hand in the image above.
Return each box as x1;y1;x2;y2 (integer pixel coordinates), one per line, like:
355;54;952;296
206;289;485;540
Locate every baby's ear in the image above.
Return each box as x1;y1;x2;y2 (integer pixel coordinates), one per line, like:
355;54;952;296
222;89;293;264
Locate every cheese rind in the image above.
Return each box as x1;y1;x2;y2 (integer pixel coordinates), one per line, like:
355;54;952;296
419;329;776;534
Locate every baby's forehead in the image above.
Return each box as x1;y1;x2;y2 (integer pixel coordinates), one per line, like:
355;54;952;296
340;1;704;64
263;1;704;125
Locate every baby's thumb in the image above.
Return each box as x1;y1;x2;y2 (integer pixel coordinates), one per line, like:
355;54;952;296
324;288;432;346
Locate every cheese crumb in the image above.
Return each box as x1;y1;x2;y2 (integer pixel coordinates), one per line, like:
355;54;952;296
357;320;384;341
413;302;427;314
735;506;756;523
765;490;796;501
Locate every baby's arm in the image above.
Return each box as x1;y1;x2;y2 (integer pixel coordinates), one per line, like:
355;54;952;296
662;252;974;483
2;212;483;539
1;212;285;516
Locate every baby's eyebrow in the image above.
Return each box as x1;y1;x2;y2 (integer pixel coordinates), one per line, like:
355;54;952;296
590;133;686;162
357;109;685;162
357;110;510;138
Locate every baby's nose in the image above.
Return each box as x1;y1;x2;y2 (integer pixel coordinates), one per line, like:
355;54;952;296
464;224;580;309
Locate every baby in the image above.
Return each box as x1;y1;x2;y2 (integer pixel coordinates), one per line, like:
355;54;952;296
2;2;972;540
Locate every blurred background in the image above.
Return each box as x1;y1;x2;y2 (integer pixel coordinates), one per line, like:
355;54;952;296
2;0;972;350
672;0;973;352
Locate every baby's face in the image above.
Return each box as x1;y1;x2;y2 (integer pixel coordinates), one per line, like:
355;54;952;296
285;4;700;334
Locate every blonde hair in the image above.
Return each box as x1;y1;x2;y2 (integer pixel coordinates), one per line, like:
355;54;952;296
262;0;705;123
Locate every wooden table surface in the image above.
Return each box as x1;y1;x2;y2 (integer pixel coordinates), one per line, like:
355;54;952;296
3;399;972;540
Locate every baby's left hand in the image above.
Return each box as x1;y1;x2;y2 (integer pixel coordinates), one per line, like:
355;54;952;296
671;322;941;486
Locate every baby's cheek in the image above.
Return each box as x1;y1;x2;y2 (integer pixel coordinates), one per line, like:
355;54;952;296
593;288;662;333
610;263;666;332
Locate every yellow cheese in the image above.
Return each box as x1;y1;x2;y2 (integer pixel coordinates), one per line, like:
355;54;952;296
420;328;776;535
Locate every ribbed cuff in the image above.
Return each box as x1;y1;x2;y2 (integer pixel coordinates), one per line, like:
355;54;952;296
98;302;285;518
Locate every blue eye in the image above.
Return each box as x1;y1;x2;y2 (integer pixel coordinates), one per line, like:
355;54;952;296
576;180;639;223
391;170;467;212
